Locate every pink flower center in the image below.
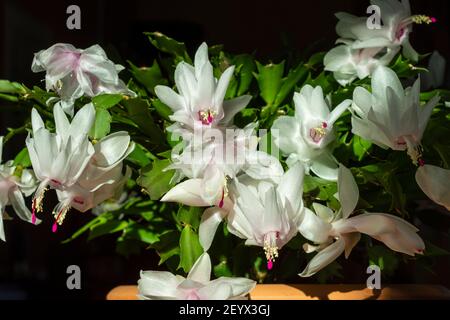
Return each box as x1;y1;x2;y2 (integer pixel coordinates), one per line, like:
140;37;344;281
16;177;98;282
198;109;216;125
309;122;328;143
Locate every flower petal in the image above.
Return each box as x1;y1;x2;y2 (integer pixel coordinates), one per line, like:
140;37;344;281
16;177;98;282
187;252;211;284
199;207;228;251
299;238;345;277
416;164;450;211
161;179;211;206
338;164;359;219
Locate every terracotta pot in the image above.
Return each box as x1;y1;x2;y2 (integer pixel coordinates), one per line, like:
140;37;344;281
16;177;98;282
106;284;450;300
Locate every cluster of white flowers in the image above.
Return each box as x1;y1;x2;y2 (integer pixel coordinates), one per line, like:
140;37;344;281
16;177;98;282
138;36;449;299
324;0;436;85
0;0;448;301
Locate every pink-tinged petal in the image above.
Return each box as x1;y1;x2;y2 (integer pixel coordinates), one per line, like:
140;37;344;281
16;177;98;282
160;179;211;207
335;213;425;256
416;164;450;211
341;232;361;258
299;238;345;277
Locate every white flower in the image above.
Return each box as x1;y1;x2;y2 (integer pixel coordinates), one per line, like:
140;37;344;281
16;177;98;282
199;163;305;270
351;66;439;165
335;0;436;62
415;164;450;211
298;164;425;277
0;137;38;241
161;124;283;207
324;45;399;86
49;131;134;231
53;165;131;232
26;103;96;222
155;42;251;131
32;43;136;116
272;85;351;181
138;253;256;300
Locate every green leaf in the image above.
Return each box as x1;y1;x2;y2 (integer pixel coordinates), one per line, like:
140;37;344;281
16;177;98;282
273;63;307;107
177;206;202;230
0;93;19;102
92;94;123;109
89;108;112;140
125;225;160;244
13;148;31;167
213;260;233;277
0;80;26;94
129;60;168;94
151;230;180;265
152;98;173;121
88;220;128;241
233;54;255;96
121;98;166;144
179;225;203;273
137;159;175;200
352;135;372;161
126;143;153;167
145;32;191;64
254;61;285;105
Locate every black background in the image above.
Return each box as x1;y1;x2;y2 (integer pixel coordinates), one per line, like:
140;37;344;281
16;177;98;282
0;0;449;300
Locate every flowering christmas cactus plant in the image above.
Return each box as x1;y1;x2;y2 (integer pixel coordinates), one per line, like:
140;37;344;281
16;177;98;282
0;0;449;300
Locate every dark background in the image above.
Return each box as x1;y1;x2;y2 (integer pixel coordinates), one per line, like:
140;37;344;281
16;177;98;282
0;0;449;299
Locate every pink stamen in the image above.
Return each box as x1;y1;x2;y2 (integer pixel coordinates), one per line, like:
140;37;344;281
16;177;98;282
31;200;37;225
322;122;328;128
431;17;437;23
267;260;273;270
52;208;65;233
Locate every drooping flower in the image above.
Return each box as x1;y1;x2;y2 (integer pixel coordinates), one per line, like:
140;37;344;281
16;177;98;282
324;45;399;86
161;123;283;207
32;43;136;116
351;66;439;165
155;42;251;131
272;85;351;181
138;253;256;300
48;130;134;231
335;0;436;62
298;164;425;277
0;137;38;241
26;103;96;223
199;163;305;270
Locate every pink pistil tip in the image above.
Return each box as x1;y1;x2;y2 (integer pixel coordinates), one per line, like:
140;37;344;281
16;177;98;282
51;222;58;233
267;260;273;270
431;17;437;23
218;189;225;208
418;158;425;167
31;213;36;225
